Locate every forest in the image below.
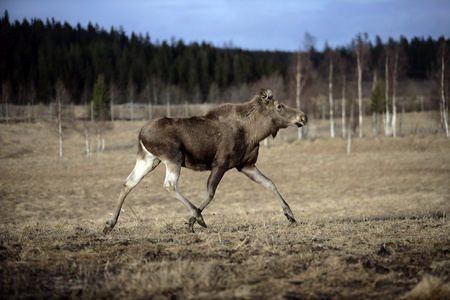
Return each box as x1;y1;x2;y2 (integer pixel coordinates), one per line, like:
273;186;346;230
0;10;449;114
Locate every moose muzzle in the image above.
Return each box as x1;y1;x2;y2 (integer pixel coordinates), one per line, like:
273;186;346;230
295;113;307;127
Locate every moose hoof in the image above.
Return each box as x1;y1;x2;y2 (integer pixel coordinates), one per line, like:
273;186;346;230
103;221;114;235
187;214;208;232
187;217;196;233
196;216;208;228
284;213;297;225
102;226;111;235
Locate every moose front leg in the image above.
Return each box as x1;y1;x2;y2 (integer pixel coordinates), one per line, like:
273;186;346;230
239;164;297;224
188;167;226;231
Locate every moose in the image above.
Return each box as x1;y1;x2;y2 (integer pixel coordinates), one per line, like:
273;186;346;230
103;89;307;234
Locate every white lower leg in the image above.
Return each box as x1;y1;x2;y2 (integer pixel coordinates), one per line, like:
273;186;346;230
104;148;160;234
163;162;206;228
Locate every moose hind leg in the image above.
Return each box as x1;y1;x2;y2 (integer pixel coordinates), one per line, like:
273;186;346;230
239;164;297;224
103;145;161;234
163;161;207;232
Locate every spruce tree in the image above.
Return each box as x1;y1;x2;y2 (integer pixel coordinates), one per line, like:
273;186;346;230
92;74;109;120
371;80;385;114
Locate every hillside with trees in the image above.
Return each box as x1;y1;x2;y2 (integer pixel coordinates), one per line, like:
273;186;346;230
0;10;448;131
0;11;290;105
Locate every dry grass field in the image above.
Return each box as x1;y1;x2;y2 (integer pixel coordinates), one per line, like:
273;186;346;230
0;113;449;299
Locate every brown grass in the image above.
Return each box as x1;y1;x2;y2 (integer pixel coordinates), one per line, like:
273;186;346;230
0;114;449;299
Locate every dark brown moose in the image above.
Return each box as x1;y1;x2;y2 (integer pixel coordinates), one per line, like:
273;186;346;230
103;89;307;234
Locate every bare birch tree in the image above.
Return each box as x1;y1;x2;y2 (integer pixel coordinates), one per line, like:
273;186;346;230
384;51;391;136
383;42;406;138
55;80;68;157
439;39;449;137
327;47;335;138
391;45;399;137
338;51;350;138
354;33;368;138
295;32;315;139
295;51;308;139
295;52;302;121
341;74;346;138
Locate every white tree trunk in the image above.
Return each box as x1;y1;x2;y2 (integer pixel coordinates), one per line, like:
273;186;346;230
384;55;391;136
55;82;65;158
391;47;399;137
296;52;303;140
342;75;346;138
441;47;449;138
85;128;91;156
58;97;63;157
329;53;335;138
372;72;378;135
356;47;363;138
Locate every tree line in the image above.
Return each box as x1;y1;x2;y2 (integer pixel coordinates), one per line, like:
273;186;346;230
0;11;290;105
0;9;448;119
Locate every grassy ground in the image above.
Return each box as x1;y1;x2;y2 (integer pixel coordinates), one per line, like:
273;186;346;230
0;115;449;299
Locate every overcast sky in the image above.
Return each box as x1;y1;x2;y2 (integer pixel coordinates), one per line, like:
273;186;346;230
2;0;449;51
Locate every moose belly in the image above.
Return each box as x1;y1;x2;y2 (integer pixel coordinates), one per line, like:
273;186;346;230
182;152;213;171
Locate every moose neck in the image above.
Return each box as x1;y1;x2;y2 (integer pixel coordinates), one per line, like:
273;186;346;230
241;98;278;147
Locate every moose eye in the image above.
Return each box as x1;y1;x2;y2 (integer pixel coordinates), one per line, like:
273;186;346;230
277;104;283;110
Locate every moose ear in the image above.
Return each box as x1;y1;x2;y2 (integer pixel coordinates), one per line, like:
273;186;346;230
260;89;273;103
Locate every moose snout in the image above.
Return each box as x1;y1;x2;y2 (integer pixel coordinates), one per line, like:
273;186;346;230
295;113;307;127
